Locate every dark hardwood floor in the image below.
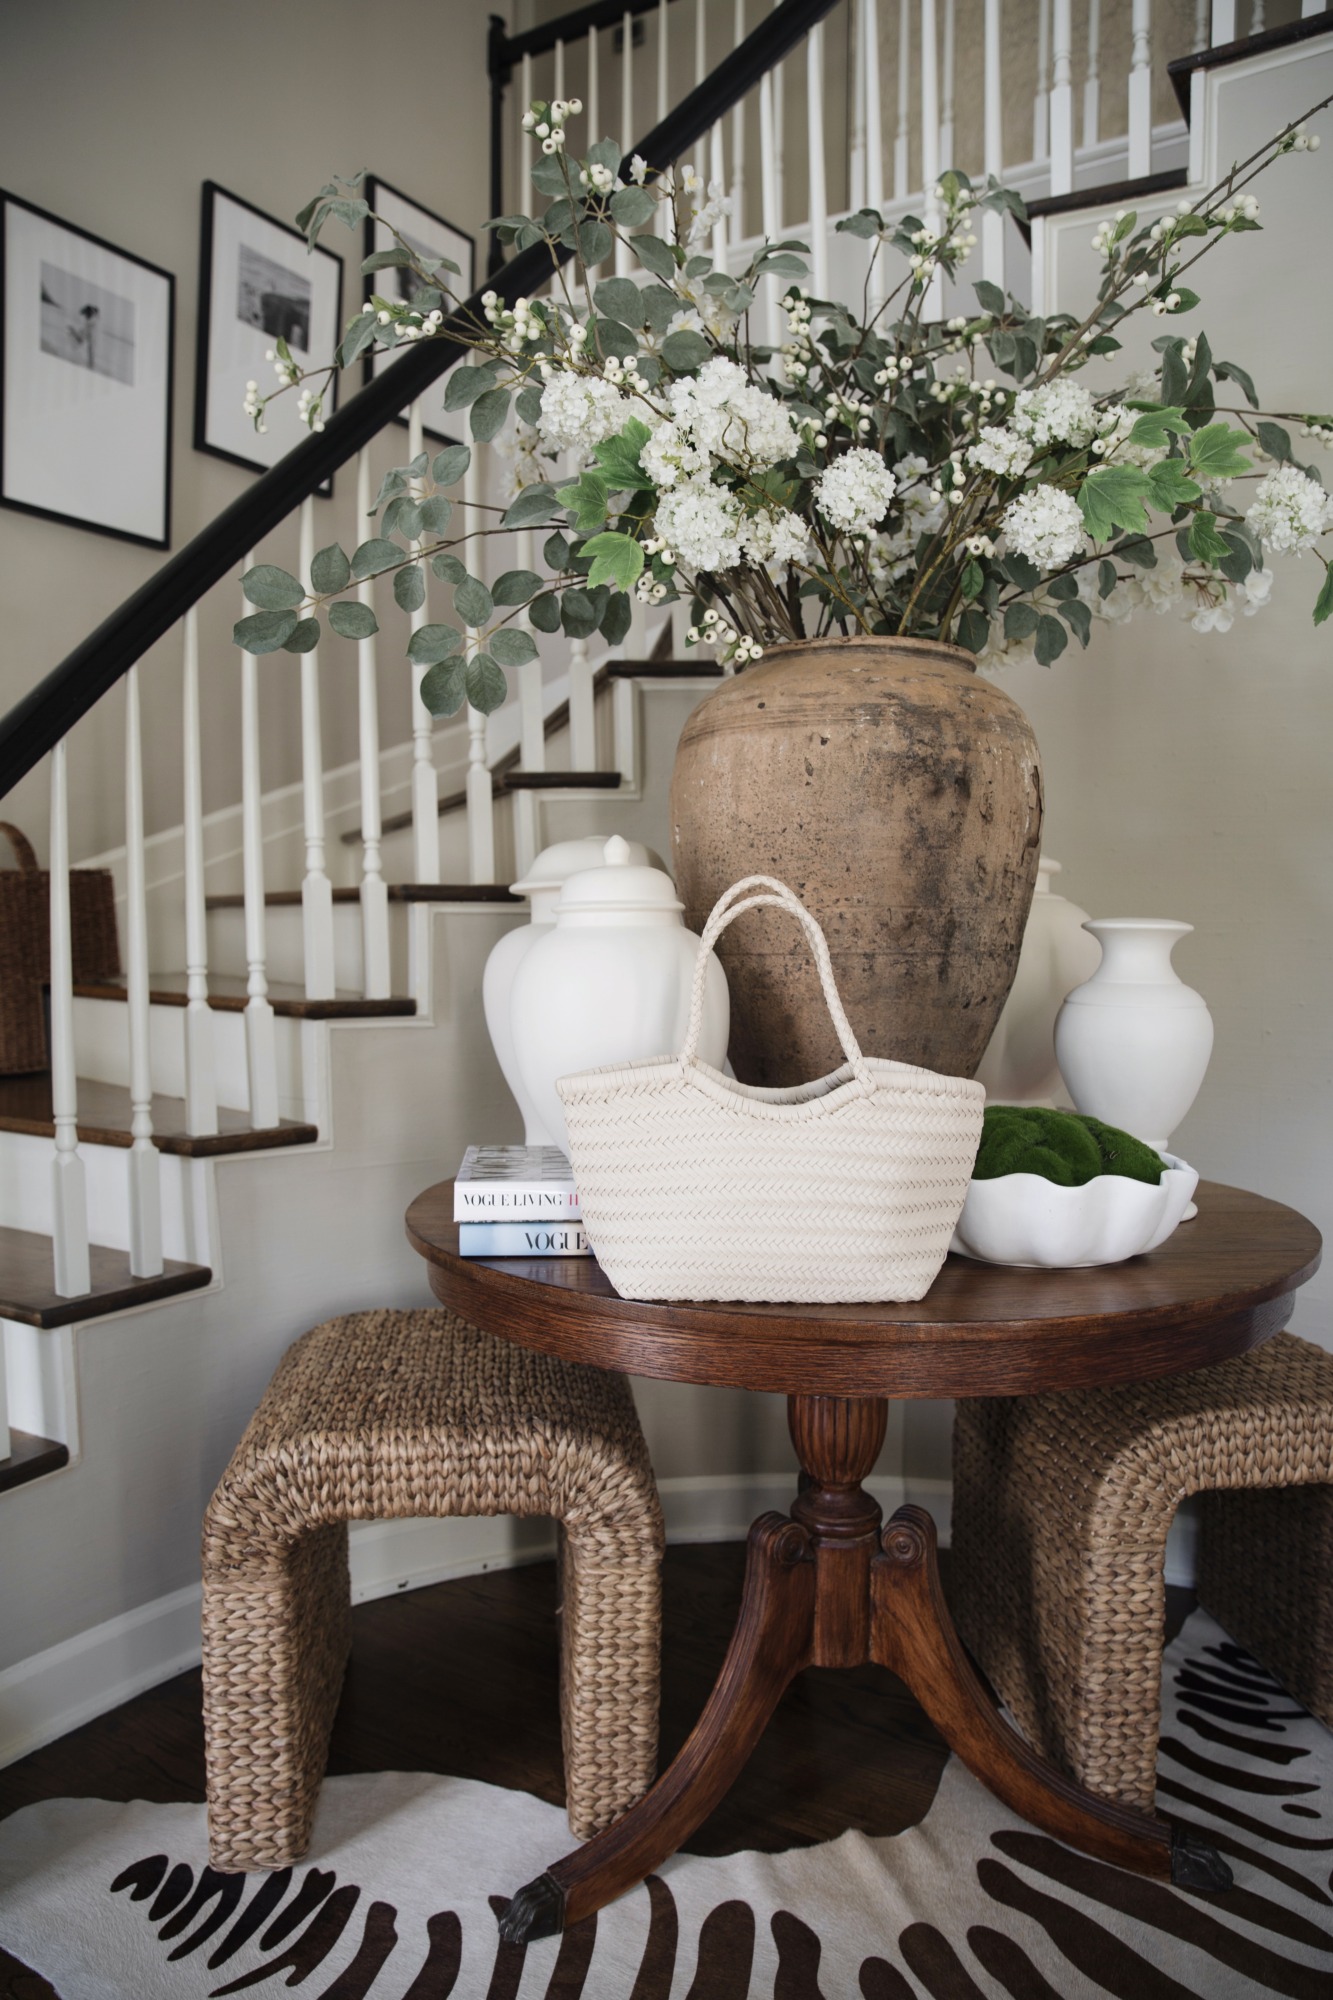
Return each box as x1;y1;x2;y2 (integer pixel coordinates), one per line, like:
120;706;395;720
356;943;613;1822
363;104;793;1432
0;1542;1196;1999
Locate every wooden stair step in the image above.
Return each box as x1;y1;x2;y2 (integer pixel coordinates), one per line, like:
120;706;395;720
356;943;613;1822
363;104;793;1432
0;1426;70;1491
75;972;419;1020
0;1225;211;1330
503;770;622;791
0;1074;318;1157
1024;167;1188;229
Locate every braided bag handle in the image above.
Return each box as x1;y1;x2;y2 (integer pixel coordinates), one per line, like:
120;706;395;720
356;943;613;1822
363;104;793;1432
0;823;39;873
681;874;873;1091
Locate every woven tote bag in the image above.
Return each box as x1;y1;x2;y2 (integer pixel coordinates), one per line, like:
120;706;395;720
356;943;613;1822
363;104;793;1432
558;876;985;1304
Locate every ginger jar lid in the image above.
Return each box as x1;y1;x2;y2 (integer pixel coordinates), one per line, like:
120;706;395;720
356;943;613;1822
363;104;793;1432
510;834;663;899
554;835;684;919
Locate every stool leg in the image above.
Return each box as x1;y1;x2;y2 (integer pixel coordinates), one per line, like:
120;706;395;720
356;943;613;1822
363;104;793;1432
204;1523;351;1871
1198;1484;1333;1727
558;1527;662;1840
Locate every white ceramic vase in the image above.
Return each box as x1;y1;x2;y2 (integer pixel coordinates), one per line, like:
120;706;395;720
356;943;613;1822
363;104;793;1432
482;835;664;1145
1054;920;1214;1152
975;857;1103;1106
510;835;729;1156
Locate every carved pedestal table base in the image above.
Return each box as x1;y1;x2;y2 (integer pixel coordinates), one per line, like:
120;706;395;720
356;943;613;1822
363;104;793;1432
498;1393;1225;1943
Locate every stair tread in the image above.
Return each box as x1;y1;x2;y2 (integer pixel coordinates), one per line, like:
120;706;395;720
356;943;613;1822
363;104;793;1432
204;886;516;912
1026;166;1188;225
0;1224;211;1329
503;769;622;791
1168;12;1333;118
0;1074;318;1157
0;1426;71;1489
603;658;725;679
76;973;418;1019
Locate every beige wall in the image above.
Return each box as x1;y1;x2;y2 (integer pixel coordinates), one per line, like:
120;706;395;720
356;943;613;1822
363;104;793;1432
0;0;498;862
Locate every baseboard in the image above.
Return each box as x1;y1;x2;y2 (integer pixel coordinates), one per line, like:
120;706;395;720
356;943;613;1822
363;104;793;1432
0;1473;1197;1771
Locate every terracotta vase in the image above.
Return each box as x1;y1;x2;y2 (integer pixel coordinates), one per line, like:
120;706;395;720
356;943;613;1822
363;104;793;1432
669;635;1043;1084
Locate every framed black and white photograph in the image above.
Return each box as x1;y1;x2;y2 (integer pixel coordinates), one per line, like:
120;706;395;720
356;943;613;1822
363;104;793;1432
364;177;474;443
1;192;174;548
195;182;343;489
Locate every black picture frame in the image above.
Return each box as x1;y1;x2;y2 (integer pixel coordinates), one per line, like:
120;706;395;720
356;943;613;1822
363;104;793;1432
0;191;174;549
362;176;475;445
194;181;343;496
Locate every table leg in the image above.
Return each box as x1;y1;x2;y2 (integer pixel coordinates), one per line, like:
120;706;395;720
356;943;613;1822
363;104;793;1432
498;1510;816;1944
871;1505;1231;1894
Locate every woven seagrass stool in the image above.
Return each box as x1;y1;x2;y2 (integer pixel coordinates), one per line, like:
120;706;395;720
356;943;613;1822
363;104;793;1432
950;1329;1333;1812
201;1307;663;1873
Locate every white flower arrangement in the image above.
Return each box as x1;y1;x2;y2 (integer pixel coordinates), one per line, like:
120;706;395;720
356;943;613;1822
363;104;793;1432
233;102;1333;711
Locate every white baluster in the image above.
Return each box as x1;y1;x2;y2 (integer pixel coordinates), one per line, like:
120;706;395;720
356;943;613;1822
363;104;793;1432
940;0;956;169
710;122;729;260
1128;0;1152;179
806;21;830;299
240;572;279;1130
354;452;391;998
521;53;534;183
588;20;600;139
463;450;496;883
554;35;565;101
406;406;440;883
894;0;911;199
124;663;162;1278
1083;0;1102;149
297;499;335;999
1193;0;1209;50
1210;0;1236;37
864;0;886;308
512;525;543;879
771;0;786;242
0;1332;9;1461
48;737;90;1297
1251;0;1266;31
850;0;868;209
181;607;217;1136
1034;0;1051;162
1050;0;1074;195
693;0;707;189
568;637;597;770
616;11;634;275
759;61;783;343
731;0;747;238
920;0;943;317
982;0;1006;290
657;0;669;121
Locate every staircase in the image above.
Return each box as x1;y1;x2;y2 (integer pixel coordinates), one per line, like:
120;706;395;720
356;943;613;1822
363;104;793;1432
1;0;1326;1762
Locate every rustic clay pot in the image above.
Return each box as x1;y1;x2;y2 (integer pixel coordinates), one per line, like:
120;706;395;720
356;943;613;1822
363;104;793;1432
669;635;1043;1084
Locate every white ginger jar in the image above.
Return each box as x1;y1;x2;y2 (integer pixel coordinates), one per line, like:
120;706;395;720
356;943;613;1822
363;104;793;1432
483;835;664;1145
1054;919;1214;1153
976;857;1103;1106
511;834;729;1156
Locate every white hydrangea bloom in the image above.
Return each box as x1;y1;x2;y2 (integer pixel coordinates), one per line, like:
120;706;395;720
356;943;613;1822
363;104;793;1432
1000;485;1085;569
744;508;810;565
1240;565;1274;613
667;358;798;471
1011;381;1098;451
654;478;748;571
968;426;1034;478
1094;406;1166;471
640;419;708;489
535;371;629;452
1138;554;1186;614
815;448;898;534
1245;465;1332;554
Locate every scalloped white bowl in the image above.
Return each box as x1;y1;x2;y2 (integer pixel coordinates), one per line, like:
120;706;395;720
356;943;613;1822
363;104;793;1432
949;1154;1199;1268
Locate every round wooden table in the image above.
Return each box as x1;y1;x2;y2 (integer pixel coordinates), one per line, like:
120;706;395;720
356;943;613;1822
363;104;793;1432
406;1178;1322;1944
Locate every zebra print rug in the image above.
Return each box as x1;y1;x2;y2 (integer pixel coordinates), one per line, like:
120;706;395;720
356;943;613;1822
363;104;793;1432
0;1610;1329;1998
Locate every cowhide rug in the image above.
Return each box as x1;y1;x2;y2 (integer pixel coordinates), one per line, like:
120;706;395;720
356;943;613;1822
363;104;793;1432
0;1610;1329;1998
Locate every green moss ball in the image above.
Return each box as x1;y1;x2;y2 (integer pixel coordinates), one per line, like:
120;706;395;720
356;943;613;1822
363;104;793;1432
973;1105;1165;1186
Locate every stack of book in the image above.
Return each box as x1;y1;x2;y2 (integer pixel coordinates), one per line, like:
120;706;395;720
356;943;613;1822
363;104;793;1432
454;1144;592;1258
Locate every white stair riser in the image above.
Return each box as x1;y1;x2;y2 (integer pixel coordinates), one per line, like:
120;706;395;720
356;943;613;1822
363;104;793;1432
204;899;415;993
0;1129;214;1268
71;996;312;1121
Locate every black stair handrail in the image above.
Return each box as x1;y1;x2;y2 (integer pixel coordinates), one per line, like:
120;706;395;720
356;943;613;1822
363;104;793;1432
0;0;838;803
